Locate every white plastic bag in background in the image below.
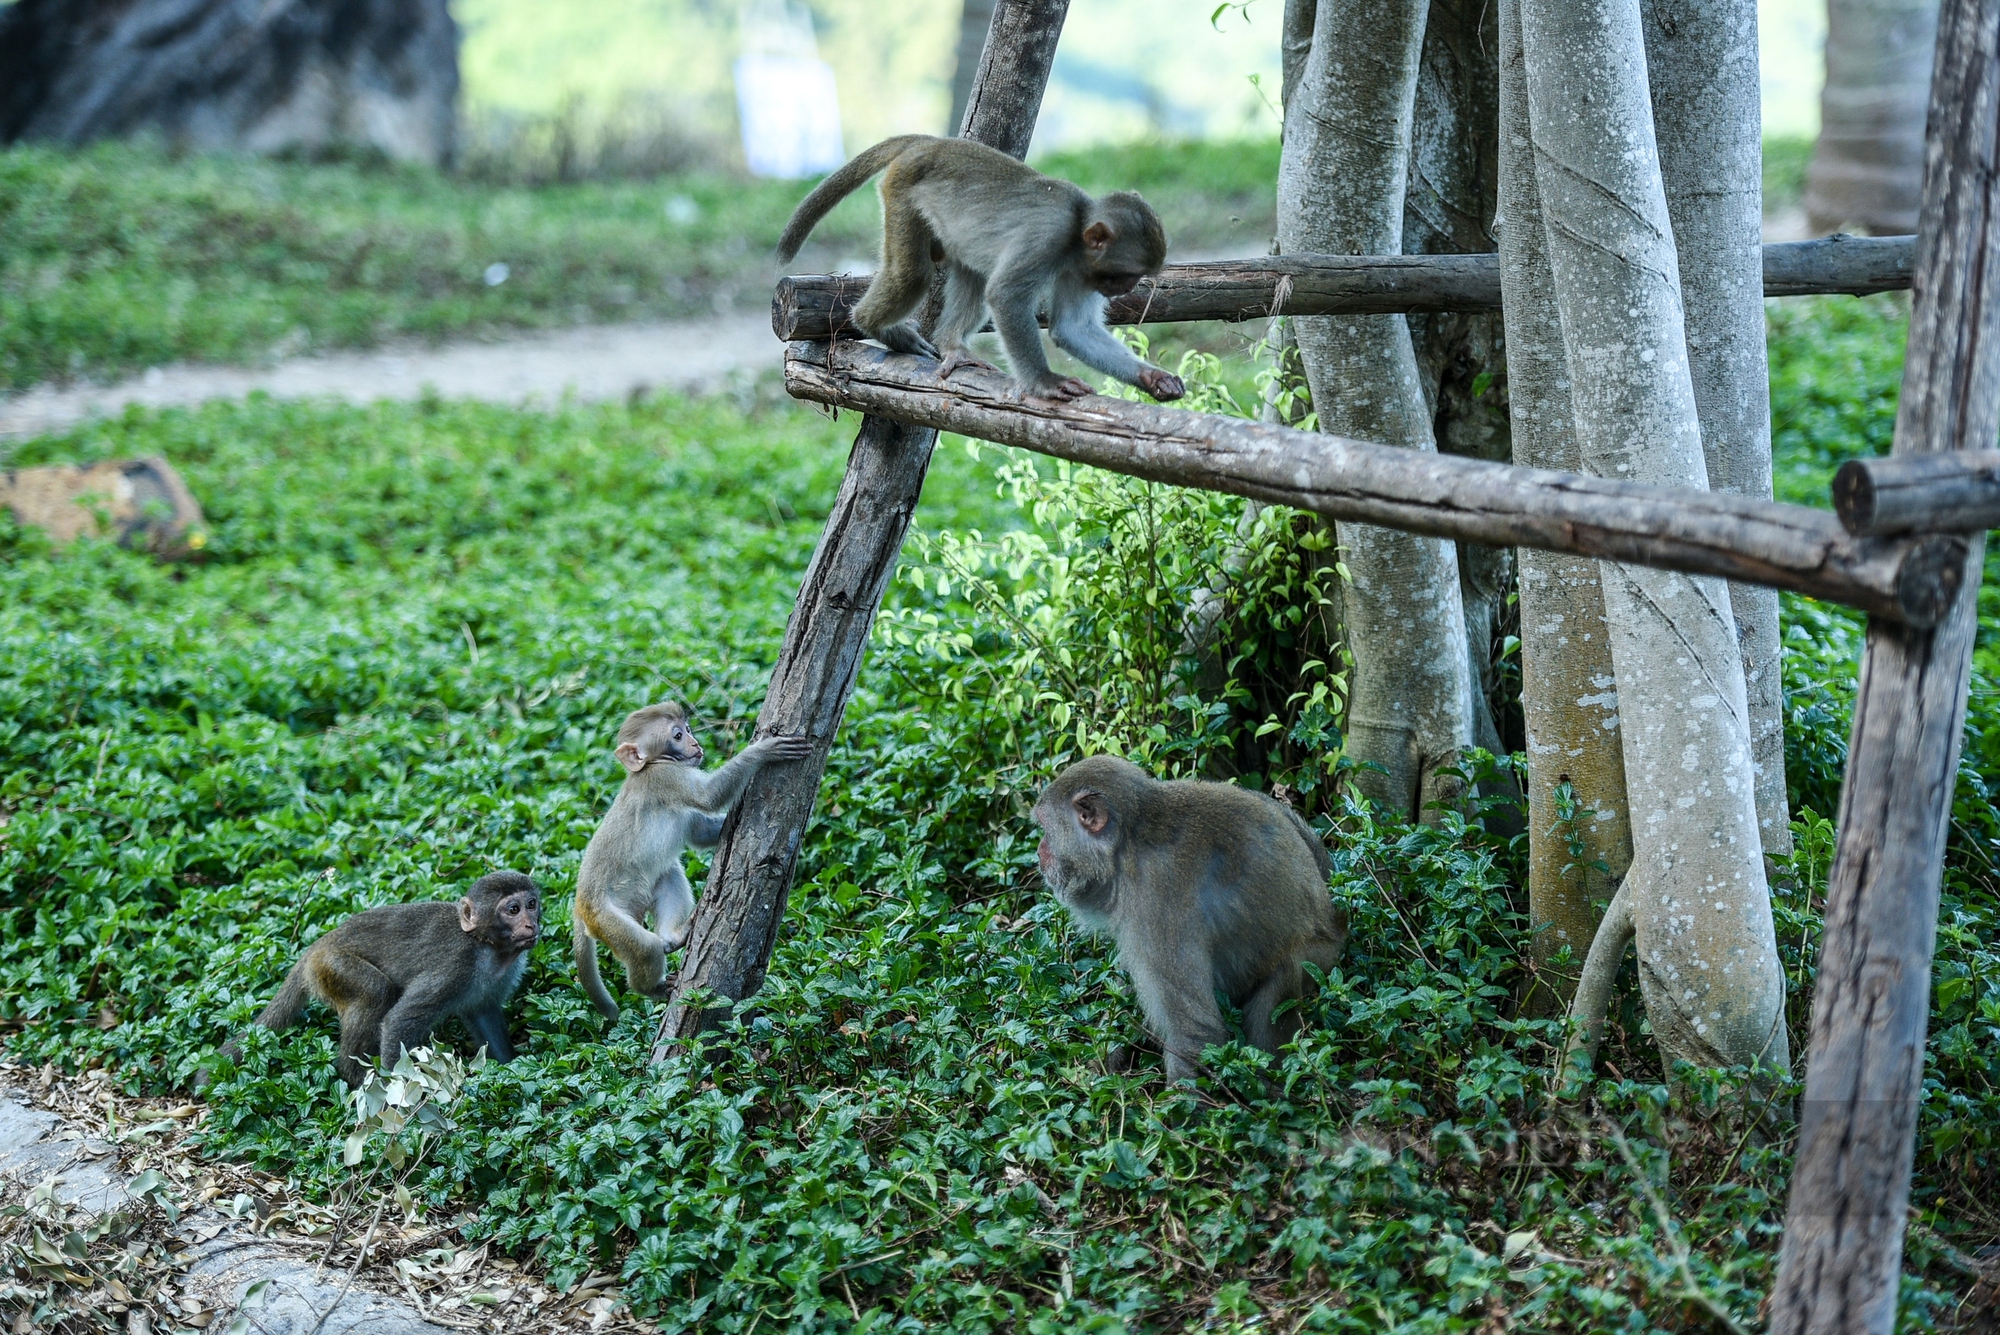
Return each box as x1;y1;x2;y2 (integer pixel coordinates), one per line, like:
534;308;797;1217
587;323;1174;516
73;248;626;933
735;0;844;179
735;53;845;178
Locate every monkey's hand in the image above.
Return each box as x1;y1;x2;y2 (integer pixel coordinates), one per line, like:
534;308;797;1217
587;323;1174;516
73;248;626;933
750;735;815;763
1136;367;1186;402
1024;374;1096;402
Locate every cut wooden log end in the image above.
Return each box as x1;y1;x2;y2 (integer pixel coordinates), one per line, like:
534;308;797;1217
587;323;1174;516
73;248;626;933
783;339;1964;626
1832;448;2000;535
1;456;208;559
1894;534;1975;624
772;235;1917;341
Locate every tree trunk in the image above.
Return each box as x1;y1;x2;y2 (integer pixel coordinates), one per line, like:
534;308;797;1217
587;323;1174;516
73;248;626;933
1644;0;1791;862
0;0;458;166
1496;0;1634;1008
652;0;1070;1055
1404;0;1517;767
1517;0;1788;1071
1805;0;1941;236
1771;0;2000;1320
1278;0;1477;822
946;0;1000;136
1281;0;1317;113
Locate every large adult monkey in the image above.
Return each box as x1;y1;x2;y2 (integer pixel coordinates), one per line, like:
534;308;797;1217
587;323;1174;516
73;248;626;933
1032;756;1348;1081
776;134;1186;403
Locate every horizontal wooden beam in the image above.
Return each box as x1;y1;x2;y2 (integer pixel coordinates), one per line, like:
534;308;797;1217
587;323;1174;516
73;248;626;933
1832;448;2000;535
772;234;1916;341
784;339;1967;626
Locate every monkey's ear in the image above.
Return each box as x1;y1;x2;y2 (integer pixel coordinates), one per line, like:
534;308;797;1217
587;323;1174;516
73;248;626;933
615;742;647;774
457;897;478;933
1082;220;1115;250
1072;790;1109;835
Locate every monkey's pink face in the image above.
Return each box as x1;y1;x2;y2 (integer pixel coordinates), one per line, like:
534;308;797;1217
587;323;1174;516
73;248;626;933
493;890;542;950
1032;789;1110;900
651;717;704;765
617;717;704;772
460;889;542;952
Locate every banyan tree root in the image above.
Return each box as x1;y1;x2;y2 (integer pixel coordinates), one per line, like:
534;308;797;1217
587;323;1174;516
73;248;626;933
1561;875;1636;1073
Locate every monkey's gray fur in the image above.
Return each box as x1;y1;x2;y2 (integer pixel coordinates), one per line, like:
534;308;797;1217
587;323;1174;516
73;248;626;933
572;702;812;1021
209;871;543;1089
1033;755;1347;1082
776;134;1185;403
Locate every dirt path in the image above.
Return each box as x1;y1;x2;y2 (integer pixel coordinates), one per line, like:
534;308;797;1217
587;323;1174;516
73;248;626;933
0;311;779;440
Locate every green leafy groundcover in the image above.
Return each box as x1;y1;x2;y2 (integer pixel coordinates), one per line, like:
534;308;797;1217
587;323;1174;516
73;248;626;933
1;299;1995;1331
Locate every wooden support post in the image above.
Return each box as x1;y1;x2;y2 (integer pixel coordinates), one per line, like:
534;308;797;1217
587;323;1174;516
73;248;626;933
1769;0;2000;1326
650;0;1071;1057
783;340;1967;625
770;235;1917;340
1832;448;2000;535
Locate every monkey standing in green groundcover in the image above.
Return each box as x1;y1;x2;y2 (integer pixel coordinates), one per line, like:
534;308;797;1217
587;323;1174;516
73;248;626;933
1033;756;1347;1082
777;134;1186;403
209;871;543;1088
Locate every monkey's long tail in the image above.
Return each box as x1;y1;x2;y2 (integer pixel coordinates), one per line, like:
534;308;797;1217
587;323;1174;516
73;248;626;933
574;915;623;1022
251;963;312;1033
201;963;311;1090
775;134;933;264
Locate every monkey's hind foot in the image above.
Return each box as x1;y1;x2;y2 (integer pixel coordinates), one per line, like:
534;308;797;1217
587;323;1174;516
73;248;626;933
874;322;941;361
938;351;999;380
1023;375;1096;403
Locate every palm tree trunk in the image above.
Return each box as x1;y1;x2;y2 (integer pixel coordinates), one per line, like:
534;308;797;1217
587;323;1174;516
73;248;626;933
1497;0;1634;1008
1644;0;1791;861
1515;0;1789;1072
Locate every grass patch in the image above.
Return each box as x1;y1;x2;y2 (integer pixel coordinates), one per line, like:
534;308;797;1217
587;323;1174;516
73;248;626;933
0;142;854;392
1764;134;1814;217
0;139;1285;394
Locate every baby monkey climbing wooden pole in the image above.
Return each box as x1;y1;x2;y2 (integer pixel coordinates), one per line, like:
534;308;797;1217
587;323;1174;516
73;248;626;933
650;0;1070;1057
1769;0;2000;1326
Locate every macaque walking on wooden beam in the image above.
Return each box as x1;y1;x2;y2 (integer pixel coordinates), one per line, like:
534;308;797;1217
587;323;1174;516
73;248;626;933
776;134;1185;403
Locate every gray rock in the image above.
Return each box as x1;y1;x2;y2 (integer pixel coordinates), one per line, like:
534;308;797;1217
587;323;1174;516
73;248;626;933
0;1088;449;1334
0;1093;129;1213
179;1233;452;1335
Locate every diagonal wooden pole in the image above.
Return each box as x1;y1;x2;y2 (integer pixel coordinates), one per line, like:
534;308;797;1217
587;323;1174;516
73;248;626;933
1769;0;2000;1327
651;0;1072;1058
